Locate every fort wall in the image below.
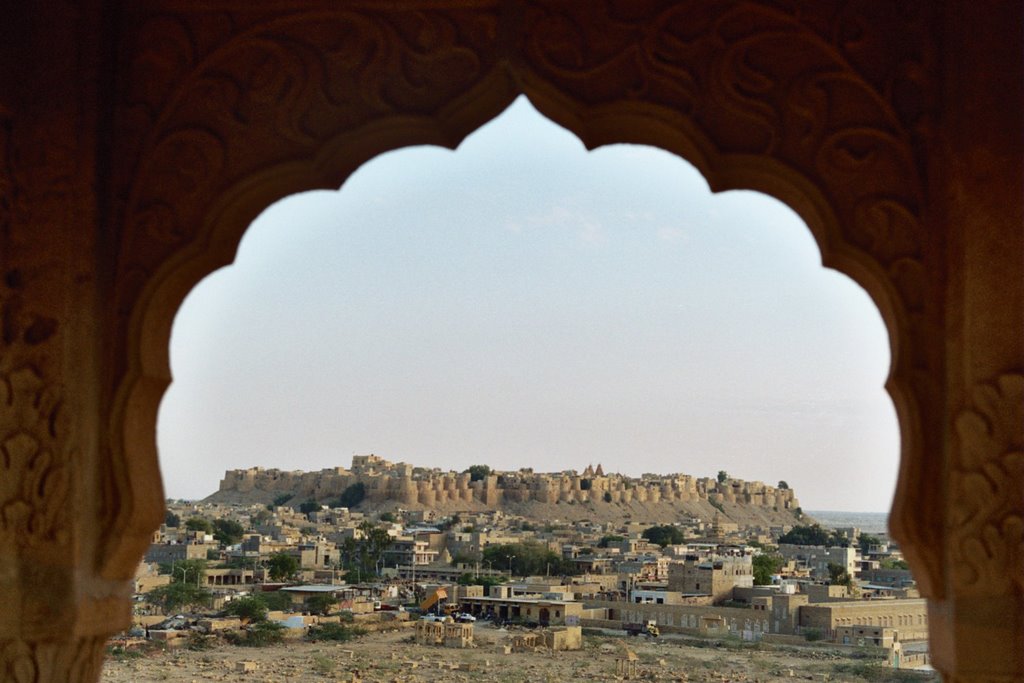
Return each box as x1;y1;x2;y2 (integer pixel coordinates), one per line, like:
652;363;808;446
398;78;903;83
212;456;799;518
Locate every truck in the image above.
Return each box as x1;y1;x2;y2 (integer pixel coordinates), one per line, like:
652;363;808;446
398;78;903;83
624;620;659;637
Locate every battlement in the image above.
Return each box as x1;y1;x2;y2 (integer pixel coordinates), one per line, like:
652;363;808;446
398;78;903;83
214;455;799;513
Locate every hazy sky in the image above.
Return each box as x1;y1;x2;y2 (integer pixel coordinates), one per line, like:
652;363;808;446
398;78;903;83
158;97;899;512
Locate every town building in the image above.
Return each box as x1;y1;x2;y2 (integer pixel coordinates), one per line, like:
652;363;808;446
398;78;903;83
667;555;754;604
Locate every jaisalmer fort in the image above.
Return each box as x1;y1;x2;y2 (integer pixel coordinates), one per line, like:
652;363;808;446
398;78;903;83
213;454;799;518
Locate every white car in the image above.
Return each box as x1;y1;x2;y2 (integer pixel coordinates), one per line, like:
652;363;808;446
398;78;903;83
421;614;447;622
455;613;477;623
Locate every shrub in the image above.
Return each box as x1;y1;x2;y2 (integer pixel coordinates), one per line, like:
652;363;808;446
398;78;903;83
334;482;366;508
804;628;823;642
260;590;293;611
306;622;365;642
106;645;143;661
312;654;334;675
227;620;286;647
465;465;491;481
305;593;337;616
186;631;215;651
223;595;268;623
830;662;936;682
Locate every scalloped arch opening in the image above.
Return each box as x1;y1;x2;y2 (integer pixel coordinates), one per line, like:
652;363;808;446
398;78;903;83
154;96;899;516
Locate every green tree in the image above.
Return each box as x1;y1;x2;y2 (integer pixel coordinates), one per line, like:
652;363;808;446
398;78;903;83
828;562;852;587
752;554;783;585
223;595;268;624
778;524;848;547
260;590;293;611
184;517;213;535
717;470;729;484
145;582;211;614
357;521;393;574
305;593;337;616
334;482;366;508
450;551;478;566
272;493;294;507
482;541;576;577
464;465;491;481
164;510;180;527
251;509;271;526
642;524;686;547
858;533;883;554
879;557;910;570
777;480;789;490
378;511;396;523
212;518;245;546
169;559;207;585
299;499;321;514
456;573;504;589
267;552;299;581
228;620;286;647
597;534;624;548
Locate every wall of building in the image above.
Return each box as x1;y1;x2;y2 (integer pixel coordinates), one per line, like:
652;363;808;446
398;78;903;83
799;600;929;640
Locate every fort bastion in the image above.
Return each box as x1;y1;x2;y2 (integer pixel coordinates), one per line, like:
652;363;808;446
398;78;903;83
210;455;799;519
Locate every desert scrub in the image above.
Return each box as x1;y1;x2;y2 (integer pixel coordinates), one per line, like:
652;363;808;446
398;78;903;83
307;622;366;642
186;631;215;651
106;645;143;662
311;654;334;675
225;620;286;647
830;662;939;682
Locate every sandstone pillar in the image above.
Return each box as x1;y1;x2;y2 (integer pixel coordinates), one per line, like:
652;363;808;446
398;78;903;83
0;4;162;679
923;3;1024;678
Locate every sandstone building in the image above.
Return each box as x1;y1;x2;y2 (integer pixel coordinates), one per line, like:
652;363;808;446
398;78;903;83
667;555;754;604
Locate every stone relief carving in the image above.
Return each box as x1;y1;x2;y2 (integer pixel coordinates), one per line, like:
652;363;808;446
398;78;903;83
0;273;74;652
951;373;1024;595
0;635;106;683
518;1;927;306
116;7;502;307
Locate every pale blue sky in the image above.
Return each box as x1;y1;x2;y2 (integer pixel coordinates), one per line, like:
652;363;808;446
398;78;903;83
158;97;899;512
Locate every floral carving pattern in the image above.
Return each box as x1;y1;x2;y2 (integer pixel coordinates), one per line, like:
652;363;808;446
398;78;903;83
0;368;69;549
0;272;70;557
0;636;106;683
951;373;1024;595
116;7;501;316
518;1;927;307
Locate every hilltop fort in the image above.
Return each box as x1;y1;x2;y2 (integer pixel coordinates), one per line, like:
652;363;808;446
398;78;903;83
207;455;802;528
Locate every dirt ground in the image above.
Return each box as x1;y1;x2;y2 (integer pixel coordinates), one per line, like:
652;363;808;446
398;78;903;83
100;622;933;683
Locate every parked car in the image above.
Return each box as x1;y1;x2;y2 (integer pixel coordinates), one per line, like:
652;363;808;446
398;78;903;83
455;613;476;623
420;614;447;622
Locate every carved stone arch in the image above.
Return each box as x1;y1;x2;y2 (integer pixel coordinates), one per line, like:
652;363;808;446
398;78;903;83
108;0;938;598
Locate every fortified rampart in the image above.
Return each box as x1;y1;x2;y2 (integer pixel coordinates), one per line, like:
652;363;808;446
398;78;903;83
212;455;799;515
